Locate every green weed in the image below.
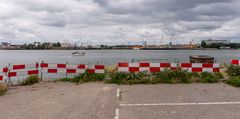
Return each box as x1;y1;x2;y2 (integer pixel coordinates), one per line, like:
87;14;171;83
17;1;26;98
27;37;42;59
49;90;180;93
227;77;240;87
21;75;39;85
200;72;220;83
226;65;240;77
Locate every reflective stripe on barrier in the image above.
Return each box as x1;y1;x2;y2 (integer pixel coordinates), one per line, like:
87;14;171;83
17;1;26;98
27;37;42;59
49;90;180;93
8;72;17;77
231;59;240;65
118;62;220;73
0;75;3;80
0;75;7;81
28;70;39;75
12;64;25;70
1;67;8;73
66;69;76;73
40;63;48;68
48;69;58;73
57;64;66;68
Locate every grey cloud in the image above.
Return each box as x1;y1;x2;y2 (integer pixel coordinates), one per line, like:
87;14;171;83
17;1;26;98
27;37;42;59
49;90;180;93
39;13;67;27
0;0;239;44
42;20;66;27
15;0;69;13
180;21;222;30
93;0;231;14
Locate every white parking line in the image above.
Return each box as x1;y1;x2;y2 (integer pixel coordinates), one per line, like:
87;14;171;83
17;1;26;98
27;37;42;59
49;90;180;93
114;108;119;119
120;102;240;107
116;88;120;98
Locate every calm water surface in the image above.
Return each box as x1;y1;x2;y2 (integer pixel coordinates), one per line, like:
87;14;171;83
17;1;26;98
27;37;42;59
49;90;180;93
0;50;239;67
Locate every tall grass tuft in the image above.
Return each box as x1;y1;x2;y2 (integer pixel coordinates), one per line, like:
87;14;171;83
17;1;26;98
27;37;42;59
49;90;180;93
58;78;71;82
200;72;220;83
106;72;128;84
105;65;117;73
70;72;106;83
0;83;7;96
21;75;40;85
226;65;240;77
154;69;192;83
107;72;150;85
227;77;240;87
107;70;223;85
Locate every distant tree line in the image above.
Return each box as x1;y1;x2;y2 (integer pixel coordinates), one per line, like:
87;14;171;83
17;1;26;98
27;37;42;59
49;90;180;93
201;41;240;49
21;42;61;49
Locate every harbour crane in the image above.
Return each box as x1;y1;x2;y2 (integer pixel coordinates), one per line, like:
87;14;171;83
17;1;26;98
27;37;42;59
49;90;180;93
187;39;196;48
169;33;175;48
160;35;164;46
74;40;81;50
73;39;91;49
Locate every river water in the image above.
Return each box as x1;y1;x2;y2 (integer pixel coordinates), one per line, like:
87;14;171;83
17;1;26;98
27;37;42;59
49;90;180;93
0;50;239;67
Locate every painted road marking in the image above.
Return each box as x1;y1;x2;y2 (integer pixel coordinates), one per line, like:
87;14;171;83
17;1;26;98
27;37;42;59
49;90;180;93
117;88;120;99
114;108;119;119
120;102;240;107
115;88;120;119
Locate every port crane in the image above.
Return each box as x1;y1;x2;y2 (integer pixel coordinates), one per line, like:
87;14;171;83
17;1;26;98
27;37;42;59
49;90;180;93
160;35;164;46
74;40;81;50
184;39;197;48
168;33;175;48
73;39;91;49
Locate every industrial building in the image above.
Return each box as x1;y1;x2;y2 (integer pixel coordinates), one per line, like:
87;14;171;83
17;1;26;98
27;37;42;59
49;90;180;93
61;42;72;48
202;39;230;45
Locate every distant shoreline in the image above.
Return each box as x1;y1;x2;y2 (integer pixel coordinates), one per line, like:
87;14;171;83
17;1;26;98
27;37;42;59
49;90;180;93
0;48;239;50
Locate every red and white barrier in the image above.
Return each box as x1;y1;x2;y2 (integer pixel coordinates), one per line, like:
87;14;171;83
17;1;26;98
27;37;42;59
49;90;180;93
41;63;85;74
40;63;105;74
3;62;105;81
7;63;39;78
118;62;177;73
231;59;240;65
41;63;73;74
0;61;223;83
8;70;39;78
180;63;220;72
118;62;220;73
0;66;8;82
87;65;105;74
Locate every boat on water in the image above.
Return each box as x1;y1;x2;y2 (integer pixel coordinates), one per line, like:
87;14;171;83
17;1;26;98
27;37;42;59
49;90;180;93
72;52;85;56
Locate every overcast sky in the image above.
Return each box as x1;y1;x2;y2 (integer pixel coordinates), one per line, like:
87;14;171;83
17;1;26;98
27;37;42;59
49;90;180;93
0;0;239;45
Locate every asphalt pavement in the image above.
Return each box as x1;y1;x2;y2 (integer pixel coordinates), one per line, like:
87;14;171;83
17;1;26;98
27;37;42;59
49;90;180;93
1;82;240;119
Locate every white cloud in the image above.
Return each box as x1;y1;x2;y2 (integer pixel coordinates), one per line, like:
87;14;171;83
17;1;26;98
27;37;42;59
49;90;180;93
0;0;239;45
